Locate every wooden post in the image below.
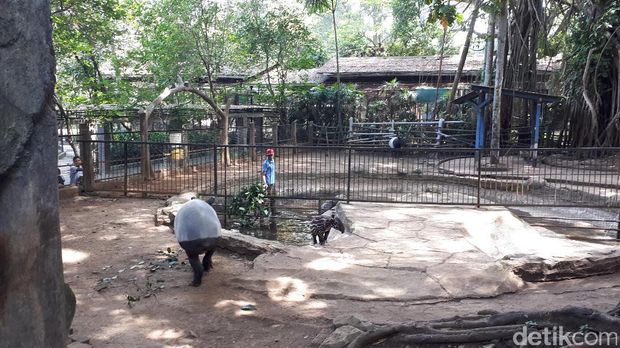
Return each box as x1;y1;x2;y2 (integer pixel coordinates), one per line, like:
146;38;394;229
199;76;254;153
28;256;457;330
78;123;94;192
308;121;315;145
222;98;231;166
249;120;256;161
272;123;278;147
323;124;328;145
291;121;297;154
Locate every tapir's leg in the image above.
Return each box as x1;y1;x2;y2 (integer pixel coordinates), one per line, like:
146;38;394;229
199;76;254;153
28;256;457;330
187;251;204;286
313;233;318;245
203;248;215;272
318;232;326;245
323;229;331;244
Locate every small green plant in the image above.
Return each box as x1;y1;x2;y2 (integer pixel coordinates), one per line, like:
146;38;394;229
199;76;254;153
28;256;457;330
229;183;270;226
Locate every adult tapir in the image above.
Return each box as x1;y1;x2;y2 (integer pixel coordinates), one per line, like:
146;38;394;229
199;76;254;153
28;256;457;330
173;198;221;286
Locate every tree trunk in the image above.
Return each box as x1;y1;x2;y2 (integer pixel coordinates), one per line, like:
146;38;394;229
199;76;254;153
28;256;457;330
483;12;496;87
491;0;508;164
331;5;343;139
434;27;448;116
53;95;79;157
140;83;228;179
448;0;481;111
222;97;231;166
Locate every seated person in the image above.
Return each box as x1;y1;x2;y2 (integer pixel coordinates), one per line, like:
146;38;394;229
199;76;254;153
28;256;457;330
57;168;65;187
69;156;83;186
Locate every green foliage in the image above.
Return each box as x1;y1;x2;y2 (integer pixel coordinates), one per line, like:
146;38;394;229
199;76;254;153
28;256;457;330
229;184;271;227
305;0;337;14
389;0;452;56
288;84;364;125
424;0;462;28
52;0;136;107
237;1;324;120
137;0;238;98
367;79;416;121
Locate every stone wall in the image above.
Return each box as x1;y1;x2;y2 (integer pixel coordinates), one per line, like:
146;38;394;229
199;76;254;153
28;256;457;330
0;1;68;346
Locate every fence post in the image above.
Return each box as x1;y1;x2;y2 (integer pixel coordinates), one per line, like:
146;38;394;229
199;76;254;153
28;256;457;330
322;124;328;145
347;147;352;203
249;120;256;161
213;144;218;196
123;142;128;196
435;118;445;146
349;117;354;134
616;212;620;240
477;149;482;208
308;121;315;145
291;121;297;154
78;123;94;192
272;124;278;146
103;122;112;174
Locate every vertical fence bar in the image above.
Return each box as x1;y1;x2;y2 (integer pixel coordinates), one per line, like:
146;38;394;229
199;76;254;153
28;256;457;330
477;148;482;208
617;211;620;240
347;147;352;203
123;142;128;196
213;144;218;196
223;146;227;227
292;121;297;154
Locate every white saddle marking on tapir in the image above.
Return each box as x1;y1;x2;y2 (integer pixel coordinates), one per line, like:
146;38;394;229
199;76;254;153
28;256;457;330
174;199;221;243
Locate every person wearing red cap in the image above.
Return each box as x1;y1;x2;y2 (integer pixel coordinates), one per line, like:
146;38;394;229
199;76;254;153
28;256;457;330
262;148;276;193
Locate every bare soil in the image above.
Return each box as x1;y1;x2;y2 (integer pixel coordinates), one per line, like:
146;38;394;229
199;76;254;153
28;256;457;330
61;195;620;348
61;196;328;348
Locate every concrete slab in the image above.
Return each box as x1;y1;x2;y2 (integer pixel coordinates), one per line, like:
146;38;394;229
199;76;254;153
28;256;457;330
231;203;619;305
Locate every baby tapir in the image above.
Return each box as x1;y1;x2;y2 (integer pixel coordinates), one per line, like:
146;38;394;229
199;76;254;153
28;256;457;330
174;198;221;286
310;213;345;245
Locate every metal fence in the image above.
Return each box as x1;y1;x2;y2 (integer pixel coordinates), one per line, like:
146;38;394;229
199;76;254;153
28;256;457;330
74;141;620;209
65;141;620;237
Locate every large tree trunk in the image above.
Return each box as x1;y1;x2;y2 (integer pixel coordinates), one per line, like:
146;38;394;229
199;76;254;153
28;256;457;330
483;12;496;86
491;0;508;164
448;0;481;111
331;5;343;139
0;1;69;346
503;0;542;146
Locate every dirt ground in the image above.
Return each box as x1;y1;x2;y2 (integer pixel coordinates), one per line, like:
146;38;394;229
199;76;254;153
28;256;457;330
60;196;620;348
60;196;328;348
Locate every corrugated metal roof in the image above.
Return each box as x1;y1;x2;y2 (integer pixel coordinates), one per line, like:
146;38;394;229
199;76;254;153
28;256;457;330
316;55;561;77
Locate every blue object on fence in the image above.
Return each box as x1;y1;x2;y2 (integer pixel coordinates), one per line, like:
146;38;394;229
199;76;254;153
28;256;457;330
414;88;450;104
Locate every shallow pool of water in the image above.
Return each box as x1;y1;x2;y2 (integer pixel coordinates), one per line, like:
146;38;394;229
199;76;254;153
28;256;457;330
234;210;315;246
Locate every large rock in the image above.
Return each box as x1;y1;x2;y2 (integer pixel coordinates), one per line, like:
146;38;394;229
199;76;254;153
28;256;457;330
218;230;285;259
0;1;68;346
319;325;363;348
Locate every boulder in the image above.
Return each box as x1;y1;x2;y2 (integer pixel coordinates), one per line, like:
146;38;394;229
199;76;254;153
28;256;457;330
332;314;374;332
218;230;285;259
319;325;363;348
165;192;197;207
